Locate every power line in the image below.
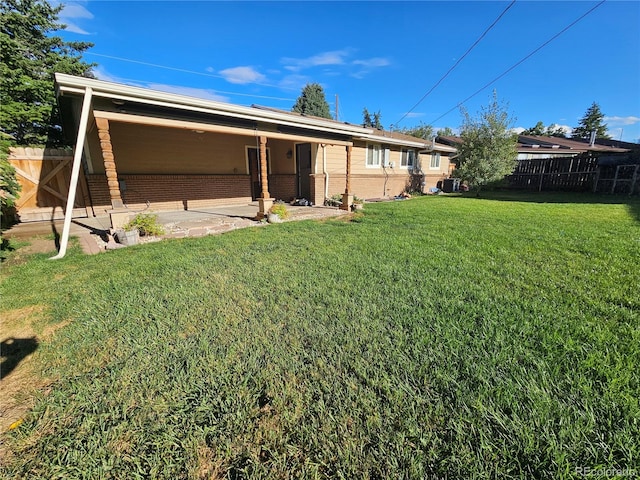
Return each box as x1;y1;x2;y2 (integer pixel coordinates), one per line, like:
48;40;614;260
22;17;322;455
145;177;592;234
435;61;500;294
427;0;606;127
85;52;298;101
395;0;516;127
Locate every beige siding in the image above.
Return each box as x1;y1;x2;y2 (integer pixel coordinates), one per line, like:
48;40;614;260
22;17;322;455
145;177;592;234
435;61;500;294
107;122;249;174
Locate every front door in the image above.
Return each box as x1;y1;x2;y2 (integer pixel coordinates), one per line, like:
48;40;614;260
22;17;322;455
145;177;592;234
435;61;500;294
296;143;312;200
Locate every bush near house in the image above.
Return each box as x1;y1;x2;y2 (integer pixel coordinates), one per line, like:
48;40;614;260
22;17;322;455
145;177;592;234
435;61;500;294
1;193;638;479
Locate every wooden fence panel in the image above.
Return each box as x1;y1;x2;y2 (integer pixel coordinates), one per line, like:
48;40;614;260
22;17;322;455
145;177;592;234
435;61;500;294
8;147;90;222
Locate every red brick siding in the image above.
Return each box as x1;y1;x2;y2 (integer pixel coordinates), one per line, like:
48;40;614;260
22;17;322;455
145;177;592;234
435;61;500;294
86;174;251;213
268;174;297;202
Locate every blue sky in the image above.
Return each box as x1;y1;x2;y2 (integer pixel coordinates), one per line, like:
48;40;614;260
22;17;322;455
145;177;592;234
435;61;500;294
55;1;640;142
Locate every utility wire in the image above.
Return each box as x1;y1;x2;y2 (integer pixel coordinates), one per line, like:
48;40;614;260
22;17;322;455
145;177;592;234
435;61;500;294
427;0;606;127
85;51;298;101
395;0;516;127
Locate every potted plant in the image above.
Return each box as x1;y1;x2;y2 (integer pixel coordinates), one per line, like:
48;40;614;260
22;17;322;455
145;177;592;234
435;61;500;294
268;201;290;223
117;213;165;245
351;196;364;211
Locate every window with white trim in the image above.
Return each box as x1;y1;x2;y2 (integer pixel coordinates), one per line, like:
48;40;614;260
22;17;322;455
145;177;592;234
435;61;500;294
430;152;441;169
400;149;416;168
366;144;381;167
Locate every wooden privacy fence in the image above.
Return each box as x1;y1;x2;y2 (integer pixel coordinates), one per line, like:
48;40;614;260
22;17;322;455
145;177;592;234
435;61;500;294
8;147;91;222
594;163;640;195
508;155;598;192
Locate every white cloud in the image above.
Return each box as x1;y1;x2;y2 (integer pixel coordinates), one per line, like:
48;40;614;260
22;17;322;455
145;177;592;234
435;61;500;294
511;127;525;134
404;112;424;119
604;116;640;126
352;57;391;68
92;66;121;83
282;49;352;72
59;2;93;35
218;66;266;85
278;74;311;91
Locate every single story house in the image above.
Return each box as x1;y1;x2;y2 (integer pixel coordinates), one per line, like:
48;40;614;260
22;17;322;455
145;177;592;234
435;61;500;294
49;73;456;256
437;134;630;161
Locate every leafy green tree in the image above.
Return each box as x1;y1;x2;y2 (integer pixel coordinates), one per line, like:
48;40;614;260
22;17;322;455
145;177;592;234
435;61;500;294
292;83;332;119
571;102;610;140
522;121;567;138
455;92;518;195
544;124;567;138
395;122;433;140
436;126;455;137
522;121;546;136
1;0;95;146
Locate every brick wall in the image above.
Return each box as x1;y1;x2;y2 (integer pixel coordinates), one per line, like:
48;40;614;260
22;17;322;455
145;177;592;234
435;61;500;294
86;174;252;214
268;174;297;202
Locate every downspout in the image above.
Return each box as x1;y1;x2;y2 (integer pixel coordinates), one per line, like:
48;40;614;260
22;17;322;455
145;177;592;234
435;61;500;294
50;86;93;260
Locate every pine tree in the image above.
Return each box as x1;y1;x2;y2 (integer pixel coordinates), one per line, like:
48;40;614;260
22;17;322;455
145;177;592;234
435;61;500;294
291;83;332;119
0;0;95;146
571;102;610;140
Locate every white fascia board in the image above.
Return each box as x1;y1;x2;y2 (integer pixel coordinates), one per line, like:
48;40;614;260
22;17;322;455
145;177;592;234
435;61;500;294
356;134;428;149
55;73;371;137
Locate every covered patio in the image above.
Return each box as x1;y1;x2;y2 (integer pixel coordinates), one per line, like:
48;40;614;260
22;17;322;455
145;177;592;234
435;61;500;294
52;74;367;258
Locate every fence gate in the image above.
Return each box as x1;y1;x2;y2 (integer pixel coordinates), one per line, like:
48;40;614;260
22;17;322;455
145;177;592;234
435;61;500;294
8;147;91;222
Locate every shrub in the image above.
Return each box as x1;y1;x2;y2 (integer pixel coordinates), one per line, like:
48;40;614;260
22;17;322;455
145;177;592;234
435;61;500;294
123;213;165;236
269;201;290;219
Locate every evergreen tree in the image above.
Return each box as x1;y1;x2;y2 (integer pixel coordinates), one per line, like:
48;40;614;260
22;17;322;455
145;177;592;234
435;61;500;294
362;108;382;129
292;83;332;119
1;0;95;146
571;102;610;140
456;92;518;194
362;107;373;127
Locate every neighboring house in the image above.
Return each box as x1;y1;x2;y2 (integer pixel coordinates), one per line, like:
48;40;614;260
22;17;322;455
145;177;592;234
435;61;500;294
437;134;630;161
49;73;455;227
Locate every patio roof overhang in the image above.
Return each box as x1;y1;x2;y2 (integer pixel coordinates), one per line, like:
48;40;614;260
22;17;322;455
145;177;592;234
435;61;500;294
55;73;370;140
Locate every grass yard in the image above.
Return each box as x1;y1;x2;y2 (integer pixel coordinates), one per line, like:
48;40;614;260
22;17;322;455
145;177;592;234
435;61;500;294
1;192;638;479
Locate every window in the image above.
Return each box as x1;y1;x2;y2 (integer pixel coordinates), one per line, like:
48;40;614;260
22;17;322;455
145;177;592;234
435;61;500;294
400;149;416;168
430;152;441;169
366;144;381;167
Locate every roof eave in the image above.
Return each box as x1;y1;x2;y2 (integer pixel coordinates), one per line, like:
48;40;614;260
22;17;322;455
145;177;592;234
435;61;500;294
54;73;372;137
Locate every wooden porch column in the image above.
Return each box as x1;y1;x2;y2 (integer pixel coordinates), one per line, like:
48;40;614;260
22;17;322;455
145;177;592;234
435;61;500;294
95;117;123;209
341;145;353;211
257;135;274;218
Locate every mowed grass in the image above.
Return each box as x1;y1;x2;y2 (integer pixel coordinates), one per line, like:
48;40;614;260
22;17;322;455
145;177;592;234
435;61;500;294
1;193;638;479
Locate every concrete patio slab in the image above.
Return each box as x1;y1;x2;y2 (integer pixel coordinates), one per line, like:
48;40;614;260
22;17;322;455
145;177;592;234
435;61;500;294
3;203;349;256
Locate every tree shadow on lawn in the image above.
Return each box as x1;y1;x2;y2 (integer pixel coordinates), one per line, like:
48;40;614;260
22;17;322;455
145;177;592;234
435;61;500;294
455;190;640;223
1;337;39;379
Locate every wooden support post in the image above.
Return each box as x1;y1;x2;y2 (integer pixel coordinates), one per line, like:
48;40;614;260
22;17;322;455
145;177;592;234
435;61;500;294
95;117;123;209
341;145;353;211
257;135;273;219
259;135;270;199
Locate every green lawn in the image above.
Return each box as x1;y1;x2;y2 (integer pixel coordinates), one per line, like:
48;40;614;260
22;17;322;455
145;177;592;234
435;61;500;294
1;192;638;479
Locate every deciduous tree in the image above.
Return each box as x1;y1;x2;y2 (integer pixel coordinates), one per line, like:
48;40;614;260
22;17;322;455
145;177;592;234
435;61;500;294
455;92;518;194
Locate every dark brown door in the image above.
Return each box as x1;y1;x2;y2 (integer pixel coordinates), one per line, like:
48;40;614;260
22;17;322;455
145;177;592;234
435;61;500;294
296;143;312;200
